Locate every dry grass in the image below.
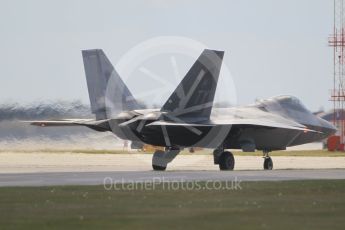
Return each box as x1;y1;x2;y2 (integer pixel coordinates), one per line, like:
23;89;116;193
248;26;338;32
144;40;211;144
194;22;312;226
0;148;345;157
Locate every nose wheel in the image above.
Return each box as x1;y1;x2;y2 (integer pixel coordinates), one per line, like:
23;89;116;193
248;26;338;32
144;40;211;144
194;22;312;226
263;150;273;170
263;157;273;170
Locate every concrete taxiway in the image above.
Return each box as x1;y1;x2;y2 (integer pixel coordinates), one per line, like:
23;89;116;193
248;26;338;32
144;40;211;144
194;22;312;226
1;153;345;173
1;169;345;187
1;152;345;186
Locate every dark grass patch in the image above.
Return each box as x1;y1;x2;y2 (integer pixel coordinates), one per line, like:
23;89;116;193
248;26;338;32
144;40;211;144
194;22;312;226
0;180;345;229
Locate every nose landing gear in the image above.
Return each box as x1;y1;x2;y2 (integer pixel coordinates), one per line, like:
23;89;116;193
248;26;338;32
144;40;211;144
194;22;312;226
263;150;273;170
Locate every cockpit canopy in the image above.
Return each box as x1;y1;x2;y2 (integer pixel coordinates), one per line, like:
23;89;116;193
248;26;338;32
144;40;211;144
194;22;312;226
257;95;311;114
274;95;309;112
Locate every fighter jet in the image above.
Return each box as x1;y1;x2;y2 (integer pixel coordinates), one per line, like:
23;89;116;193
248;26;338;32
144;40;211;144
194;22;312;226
30;49;337;171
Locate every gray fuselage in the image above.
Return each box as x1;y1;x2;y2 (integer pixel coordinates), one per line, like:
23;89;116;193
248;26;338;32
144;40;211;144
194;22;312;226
110;96;336;151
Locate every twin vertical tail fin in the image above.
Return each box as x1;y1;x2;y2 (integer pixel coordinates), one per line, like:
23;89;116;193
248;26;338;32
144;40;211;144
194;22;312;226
82;49;140;120
82;49;224;122
161;49;224;121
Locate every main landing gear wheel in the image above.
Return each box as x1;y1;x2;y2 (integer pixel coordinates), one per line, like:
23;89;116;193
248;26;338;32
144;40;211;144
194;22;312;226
152;164;167;171
219;151;235;171
152;148;180;171
263;157;273;170
152;150;167;171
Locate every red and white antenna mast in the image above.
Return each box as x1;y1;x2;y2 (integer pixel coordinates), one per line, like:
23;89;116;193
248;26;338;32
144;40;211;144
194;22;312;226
329;0;345;145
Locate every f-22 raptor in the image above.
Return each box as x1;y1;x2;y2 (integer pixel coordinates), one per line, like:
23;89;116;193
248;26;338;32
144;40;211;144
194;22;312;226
31;49;336;171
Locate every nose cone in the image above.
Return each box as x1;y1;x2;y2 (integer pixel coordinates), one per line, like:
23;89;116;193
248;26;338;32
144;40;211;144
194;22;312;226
318;117;337;137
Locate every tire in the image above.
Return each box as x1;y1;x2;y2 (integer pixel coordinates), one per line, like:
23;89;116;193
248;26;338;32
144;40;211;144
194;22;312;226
264;157;273;170
219;151;235;170
152;150;167;171
152;164;167;171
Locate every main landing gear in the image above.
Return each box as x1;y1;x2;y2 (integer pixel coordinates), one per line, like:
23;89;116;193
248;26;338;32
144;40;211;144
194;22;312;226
263;150;273;170
213;149;235;170
214;149;273;171
152;147;273;171
152;147;180;171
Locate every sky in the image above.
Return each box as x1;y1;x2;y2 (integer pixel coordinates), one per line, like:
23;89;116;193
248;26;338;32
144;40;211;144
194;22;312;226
0;0;334;111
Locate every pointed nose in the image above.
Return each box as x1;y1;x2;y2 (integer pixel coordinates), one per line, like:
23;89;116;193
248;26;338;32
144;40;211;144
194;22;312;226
318;117;337;137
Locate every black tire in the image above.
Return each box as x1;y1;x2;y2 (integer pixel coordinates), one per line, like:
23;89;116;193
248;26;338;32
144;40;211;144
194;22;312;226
263;157;273;170
152;164;167;171
219;151;235;170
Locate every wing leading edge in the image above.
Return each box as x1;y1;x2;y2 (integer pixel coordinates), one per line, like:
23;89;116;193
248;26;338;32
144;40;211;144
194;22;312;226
27;119;110;132
146;119;322;133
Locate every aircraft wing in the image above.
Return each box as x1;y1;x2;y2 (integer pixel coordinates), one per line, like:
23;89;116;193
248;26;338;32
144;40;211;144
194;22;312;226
28;119;92;126
27;119;111;132
146;119;321;133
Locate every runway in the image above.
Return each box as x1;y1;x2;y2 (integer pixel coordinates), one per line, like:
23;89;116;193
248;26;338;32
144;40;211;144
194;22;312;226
2;152;345;173
1;152;345;186
1;169;345;187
